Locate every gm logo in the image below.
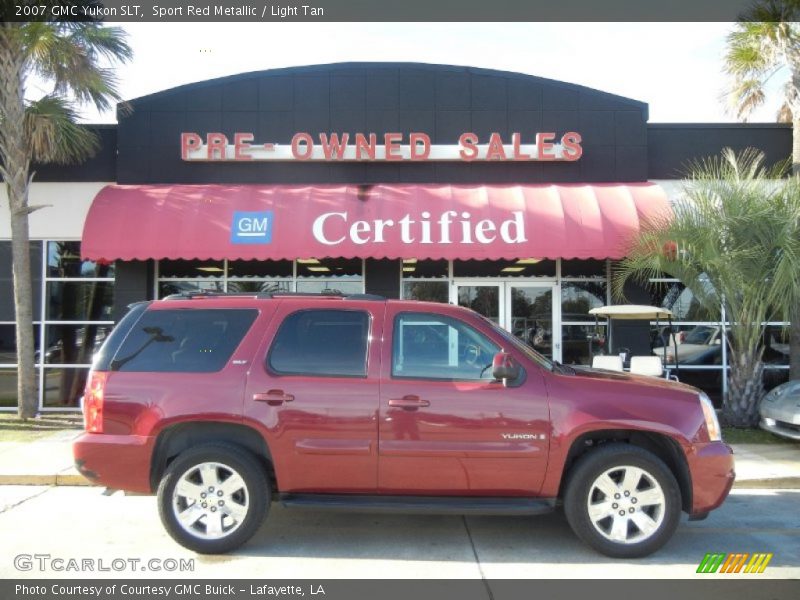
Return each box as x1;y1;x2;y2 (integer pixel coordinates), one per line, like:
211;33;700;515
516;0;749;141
231;211;273;244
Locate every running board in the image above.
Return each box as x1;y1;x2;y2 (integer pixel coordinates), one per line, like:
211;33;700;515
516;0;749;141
277;494;557;515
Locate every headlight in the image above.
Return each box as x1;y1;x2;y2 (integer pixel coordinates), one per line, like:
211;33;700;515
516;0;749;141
699;392;722;442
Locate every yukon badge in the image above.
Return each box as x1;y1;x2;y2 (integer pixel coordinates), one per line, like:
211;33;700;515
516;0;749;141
501;433;546;440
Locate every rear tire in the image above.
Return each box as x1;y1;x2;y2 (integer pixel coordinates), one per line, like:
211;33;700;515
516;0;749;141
563;443;681;558
157;443;269;554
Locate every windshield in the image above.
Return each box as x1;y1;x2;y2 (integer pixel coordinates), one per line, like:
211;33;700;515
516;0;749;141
480;315;555;371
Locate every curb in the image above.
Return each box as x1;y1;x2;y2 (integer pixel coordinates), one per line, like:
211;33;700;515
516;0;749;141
733;478;800;490
0;472;94;486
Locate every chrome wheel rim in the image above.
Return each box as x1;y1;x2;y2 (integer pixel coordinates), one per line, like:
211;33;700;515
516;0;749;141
586;465;665;545
172;462;249;540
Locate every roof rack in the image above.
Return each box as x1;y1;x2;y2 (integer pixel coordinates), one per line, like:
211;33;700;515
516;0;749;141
162;291;386;301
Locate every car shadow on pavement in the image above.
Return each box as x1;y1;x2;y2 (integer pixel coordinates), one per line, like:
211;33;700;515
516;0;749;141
205;490;800;569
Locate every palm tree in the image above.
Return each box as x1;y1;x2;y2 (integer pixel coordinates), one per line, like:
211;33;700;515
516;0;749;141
0;16;131;418
613;149;800;428
723;2;800;380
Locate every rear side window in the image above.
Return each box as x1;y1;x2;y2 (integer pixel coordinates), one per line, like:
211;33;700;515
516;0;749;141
111;309;257;372
268;309;369;377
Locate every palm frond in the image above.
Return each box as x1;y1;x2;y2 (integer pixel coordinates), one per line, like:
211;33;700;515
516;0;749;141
24;95;98;164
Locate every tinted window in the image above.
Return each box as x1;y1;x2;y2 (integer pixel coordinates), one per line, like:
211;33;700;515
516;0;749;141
111;309;257;372
268;310;369;377
392;313;500;381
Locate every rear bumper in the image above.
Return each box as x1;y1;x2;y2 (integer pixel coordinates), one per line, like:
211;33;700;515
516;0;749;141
687;441;735;514
73;432;155;494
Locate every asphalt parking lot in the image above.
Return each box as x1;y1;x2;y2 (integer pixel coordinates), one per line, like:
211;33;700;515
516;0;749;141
0;485;798;579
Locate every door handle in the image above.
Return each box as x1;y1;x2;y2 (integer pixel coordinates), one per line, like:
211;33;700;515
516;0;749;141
253;389;295;406
388;395;430;410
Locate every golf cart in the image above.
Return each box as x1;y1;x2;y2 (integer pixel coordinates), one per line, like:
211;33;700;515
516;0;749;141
587;305;680;380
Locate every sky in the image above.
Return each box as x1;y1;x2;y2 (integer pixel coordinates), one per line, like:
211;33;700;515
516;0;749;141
51;22;788;125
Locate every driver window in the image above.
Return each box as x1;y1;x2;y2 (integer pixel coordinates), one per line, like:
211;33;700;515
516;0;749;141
392;312;500;380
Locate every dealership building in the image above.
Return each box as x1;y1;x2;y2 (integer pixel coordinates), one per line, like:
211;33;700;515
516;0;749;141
0;62;792;411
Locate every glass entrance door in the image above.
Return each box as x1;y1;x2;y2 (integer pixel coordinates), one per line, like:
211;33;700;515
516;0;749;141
453;282;559;361
507;284;557;361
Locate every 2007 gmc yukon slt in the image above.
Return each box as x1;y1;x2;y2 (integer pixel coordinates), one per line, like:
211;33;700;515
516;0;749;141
73;293;735;557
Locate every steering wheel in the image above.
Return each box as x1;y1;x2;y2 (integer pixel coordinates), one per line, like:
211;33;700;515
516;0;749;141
464;343;481;366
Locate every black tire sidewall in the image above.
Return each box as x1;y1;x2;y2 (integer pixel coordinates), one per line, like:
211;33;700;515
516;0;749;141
157;444;269;554
564;444;682;558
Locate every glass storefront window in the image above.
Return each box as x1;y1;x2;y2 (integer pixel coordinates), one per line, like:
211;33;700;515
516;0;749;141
159;259;224;278
296;257;362;278
401;259;448;279
457;286;500;323
47;241;115;278
561;259;607;278
561;282;607;320
562;324;606;366
226;281;291;294
295;280;363;295
158;280;224;298
402;281;449;303
648;280;715;321
43;367;87;408
47;281;114;321
0;324;40;365
43;324;112;365
454;259;556;277
228;260;292;278
0;368;38;409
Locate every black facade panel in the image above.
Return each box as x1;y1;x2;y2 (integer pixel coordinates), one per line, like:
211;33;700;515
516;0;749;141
436;111;472;142
331;74;366;111
647;124;792;179
580;145;616;182
294;75;330;110
365;258;400;299
329;109;367;134
32;127;117;182
542;85;579;111
186;85;222;112
471;111;508;140
436;74;471;110
508;110;543;134
114;63;650;184
508;79;543;111
471;74;507;110
398;69;436;110
149;111;187;146
258;76;294;111
365;72;399;109
222;79;259;112
615;111;647;146
258;111;295;142
112;260;152;323
615;146;648;182
579;111;616;146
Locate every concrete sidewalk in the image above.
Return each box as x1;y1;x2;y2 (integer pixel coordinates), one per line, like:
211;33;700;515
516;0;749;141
0;432;798;489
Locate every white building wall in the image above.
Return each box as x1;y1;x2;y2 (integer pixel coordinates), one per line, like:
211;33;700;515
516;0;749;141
0;182;110;240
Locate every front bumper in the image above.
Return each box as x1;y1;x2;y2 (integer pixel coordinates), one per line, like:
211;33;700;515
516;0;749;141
73;432;155;494
687;441;735;514
759;416;800;441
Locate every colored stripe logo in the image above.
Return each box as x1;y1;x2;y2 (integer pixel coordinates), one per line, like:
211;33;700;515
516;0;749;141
697;553;773;574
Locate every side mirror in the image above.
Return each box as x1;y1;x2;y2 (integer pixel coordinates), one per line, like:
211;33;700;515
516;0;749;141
492;351;520;381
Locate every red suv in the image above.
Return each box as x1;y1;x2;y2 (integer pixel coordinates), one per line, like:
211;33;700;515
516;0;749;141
73;293;734;558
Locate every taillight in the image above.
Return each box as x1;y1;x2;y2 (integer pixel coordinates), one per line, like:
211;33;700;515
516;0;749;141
83;371;108;433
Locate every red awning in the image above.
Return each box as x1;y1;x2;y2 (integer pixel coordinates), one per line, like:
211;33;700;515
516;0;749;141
81;183;671;261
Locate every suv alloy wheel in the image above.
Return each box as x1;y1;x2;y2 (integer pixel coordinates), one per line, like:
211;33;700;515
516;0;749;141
563;444;682;558
157;443;269;553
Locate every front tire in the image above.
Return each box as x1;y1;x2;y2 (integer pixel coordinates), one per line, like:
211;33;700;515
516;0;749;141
157;443;269;554
563;444;681;558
